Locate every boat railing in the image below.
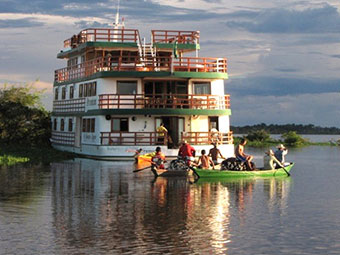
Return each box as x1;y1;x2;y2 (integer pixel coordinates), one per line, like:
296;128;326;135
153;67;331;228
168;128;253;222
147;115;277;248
54;56;227;83
152;30;200;44
63;28;141;49
100;132;167;146
51;131;75;146
181;131;233;145
53;98;86;113
98;94;230;110
173;57;227;73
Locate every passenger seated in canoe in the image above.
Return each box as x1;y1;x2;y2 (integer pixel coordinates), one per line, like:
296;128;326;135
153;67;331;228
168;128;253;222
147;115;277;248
208;143;225;165
178;140;196;166
197;149;215;169
263;149;283;170
151;147;166;169
235;138;254;170
133;148;143;163
274;144;289;167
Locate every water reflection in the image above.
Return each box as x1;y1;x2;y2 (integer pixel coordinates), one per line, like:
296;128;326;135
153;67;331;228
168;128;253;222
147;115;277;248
49;158;292;254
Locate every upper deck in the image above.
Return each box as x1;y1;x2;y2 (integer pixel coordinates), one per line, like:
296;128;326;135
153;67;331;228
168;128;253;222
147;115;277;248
58;28;200;58
55;28;227;85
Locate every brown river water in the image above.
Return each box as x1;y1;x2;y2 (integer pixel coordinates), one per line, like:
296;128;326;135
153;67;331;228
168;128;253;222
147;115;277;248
1;145;340;254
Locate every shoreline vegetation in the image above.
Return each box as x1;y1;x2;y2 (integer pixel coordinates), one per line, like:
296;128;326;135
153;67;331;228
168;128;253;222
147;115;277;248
233;129;339;148
0;83;75;167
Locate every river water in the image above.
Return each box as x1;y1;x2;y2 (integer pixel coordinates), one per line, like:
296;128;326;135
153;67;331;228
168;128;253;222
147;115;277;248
1;145;340;255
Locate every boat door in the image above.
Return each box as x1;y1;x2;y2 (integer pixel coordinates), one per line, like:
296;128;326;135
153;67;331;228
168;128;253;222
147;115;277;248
74;117;82;147
156;117;184;148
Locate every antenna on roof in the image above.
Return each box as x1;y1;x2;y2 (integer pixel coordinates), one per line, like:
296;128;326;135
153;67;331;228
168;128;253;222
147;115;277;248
113;0;124;29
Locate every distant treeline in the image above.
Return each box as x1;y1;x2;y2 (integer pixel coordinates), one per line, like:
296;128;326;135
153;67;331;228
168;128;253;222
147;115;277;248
231;123;340;134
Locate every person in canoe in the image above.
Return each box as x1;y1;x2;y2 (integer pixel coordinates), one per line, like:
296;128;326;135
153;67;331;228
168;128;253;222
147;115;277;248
197;149;215;169
235;138;254;170
274;144;289;166
133;148;143;163
263;149;283;170
208;143;225;165
151;146;166;169
178;140;196;166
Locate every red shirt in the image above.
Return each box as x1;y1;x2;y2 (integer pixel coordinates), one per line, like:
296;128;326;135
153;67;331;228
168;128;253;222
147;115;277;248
178;144;195;157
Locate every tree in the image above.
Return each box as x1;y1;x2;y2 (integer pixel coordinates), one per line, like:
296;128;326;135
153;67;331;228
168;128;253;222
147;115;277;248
281;131;307;147
0;83;51;146
246;129;271;142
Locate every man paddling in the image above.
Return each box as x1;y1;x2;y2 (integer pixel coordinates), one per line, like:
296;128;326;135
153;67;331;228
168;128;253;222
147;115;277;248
151;147;166;169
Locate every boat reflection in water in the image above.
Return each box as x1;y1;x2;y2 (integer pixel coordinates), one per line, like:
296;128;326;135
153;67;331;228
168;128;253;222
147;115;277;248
50;158;291;254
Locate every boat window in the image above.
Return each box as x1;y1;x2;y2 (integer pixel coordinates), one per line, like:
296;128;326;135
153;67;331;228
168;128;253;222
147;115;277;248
60;119;65;131
82;118;95;133
117;81;137;94
68;118;73;132
111;118;129;132
69;86;74;99
55;88;59;100
79;84;83;97
53;119;57;131
193;82;211;95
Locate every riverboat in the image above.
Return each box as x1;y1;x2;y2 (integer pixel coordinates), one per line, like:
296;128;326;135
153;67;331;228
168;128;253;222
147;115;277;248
51;15;233;159
193;163;294;178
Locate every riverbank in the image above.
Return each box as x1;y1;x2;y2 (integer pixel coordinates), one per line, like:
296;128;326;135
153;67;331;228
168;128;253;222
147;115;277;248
233;135;337;148
0;144;75;167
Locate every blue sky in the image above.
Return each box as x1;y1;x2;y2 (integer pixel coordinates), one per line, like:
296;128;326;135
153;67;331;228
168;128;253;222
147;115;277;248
0;0;340;127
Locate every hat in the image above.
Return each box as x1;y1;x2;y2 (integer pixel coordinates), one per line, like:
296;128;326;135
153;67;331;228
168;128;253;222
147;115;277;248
265;149;274;155
277;144;286;149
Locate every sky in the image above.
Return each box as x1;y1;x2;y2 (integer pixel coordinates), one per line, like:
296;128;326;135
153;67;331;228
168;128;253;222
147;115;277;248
0;0;340;127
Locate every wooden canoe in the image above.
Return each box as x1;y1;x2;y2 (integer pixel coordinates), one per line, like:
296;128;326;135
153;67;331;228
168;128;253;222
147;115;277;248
193;163;294;178
151;165;189;178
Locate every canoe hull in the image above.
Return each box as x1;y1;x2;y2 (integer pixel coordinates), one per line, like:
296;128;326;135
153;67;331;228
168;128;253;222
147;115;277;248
194;163;294;178
151;166;189;177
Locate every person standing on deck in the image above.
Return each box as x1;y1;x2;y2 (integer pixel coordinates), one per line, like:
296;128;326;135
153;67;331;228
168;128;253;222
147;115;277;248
208;143;225;165
235;138;254;170
156;123;168;145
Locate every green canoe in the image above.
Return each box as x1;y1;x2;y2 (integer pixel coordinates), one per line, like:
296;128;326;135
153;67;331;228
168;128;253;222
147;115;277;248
193;163;294;178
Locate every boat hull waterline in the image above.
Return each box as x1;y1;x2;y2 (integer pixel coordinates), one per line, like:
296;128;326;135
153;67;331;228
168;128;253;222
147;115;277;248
194;163;294;178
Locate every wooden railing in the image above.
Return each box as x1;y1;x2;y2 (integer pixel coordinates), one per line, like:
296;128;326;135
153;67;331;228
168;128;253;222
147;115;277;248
53;98;86;113
101;132;166;146
152;30;200;44
63;28;140;48
181;131;233;145
173;57;227;73
54;56;227;83
51;131;75;146
98;94;230;110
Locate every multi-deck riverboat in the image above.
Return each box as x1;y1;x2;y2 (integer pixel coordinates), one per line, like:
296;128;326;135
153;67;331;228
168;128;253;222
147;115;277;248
51;21;234;159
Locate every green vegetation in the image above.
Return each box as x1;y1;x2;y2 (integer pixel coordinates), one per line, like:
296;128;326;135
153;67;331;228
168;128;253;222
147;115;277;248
281;131;309;147
0;83;74;166
0;83;51;145
231;123;340;135
0;155;29;166
234;130;319;148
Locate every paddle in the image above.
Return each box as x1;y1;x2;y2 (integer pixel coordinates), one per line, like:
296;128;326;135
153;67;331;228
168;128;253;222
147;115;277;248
133;165;151;173
189;166;200;179
281;164;290;176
